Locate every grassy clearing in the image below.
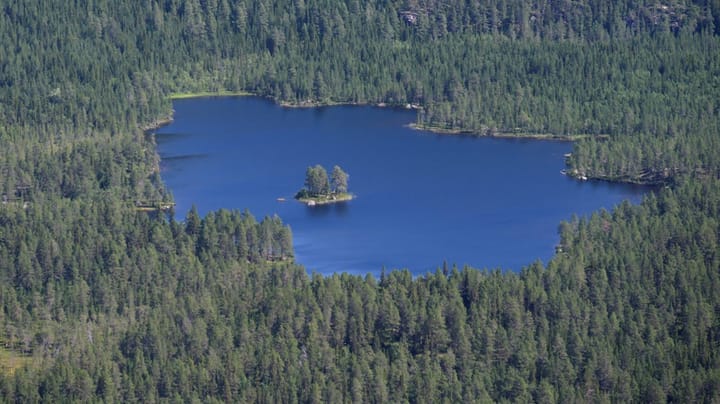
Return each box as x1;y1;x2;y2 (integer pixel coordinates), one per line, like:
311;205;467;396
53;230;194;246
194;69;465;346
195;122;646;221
0;347;33;376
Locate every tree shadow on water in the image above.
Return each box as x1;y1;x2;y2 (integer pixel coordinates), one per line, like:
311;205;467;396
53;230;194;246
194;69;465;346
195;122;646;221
305;202;350;217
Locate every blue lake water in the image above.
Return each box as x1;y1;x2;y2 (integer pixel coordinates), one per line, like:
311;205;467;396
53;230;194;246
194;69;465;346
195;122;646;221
155;96;648;275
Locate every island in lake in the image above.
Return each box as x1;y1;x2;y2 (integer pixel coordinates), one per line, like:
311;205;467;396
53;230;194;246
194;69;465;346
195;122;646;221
295;164;353;206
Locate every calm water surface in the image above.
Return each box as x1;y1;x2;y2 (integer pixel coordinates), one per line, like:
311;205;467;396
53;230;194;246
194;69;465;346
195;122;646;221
155;97;648;275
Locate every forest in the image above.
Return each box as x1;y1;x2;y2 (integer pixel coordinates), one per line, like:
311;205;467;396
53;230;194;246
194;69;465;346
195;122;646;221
0;0;718;401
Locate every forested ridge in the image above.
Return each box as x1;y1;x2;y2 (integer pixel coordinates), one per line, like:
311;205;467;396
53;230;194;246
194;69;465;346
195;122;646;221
0;0;719;402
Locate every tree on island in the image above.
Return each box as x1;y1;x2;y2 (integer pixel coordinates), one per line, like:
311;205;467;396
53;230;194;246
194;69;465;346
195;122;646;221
304;165;330;196
296;164;351;201
331;165;348;194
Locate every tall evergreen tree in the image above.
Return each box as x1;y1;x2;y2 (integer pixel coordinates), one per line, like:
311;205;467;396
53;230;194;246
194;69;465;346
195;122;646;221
331;165;348;194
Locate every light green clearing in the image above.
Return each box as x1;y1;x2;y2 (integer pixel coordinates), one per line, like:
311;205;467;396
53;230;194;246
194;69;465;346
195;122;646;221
0;347;33;376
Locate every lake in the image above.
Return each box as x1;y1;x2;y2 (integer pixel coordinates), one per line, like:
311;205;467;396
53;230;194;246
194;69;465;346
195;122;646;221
155;96;648;276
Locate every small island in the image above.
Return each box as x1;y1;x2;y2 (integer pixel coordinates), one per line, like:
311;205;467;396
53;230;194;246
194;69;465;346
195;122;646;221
295;164;353;206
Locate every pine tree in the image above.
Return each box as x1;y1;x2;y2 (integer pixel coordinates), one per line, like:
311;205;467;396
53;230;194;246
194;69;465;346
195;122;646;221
331;165;348;194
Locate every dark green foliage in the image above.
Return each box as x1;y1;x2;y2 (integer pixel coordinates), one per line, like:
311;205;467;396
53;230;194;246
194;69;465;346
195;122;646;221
303;165;330;197
1;0;718;184
0;0;719;401
0;179;718;401
298;164;350;198
568;129;720;184
0;0;717;187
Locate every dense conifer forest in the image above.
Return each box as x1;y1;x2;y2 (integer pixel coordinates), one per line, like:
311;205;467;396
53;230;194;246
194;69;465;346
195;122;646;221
0;0;718;401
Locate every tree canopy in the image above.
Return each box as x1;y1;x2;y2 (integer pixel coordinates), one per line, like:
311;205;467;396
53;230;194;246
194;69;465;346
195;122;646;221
331;165;349;194
0;0;718;401
298;164;350;199
304;165;331;196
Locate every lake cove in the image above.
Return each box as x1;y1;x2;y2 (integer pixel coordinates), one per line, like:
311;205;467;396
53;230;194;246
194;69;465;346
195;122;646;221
155;97;649;276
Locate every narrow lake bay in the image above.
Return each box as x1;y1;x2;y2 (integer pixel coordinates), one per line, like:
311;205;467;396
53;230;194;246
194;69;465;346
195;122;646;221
155;97;648;275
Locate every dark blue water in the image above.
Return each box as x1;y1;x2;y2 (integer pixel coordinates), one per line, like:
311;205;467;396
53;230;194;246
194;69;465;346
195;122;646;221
155;97;648;275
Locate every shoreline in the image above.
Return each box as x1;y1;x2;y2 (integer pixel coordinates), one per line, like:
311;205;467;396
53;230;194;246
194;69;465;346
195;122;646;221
563;171;670;186
278;99;420;110
141;116;174;132
147;93;641;186
168;90;255;100
407;123;597;142
143;91;258;132
167;90;417;111
297;193;354;206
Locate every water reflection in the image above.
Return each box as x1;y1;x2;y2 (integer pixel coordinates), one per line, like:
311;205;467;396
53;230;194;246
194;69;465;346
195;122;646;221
304;201;350;217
